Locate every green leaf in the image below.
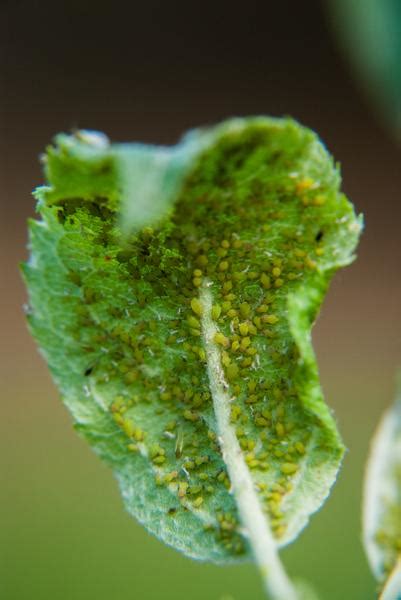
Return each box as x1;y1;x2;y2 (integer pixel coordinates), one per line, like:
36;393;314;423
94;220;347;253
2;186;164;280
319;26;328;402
23;117;362;565
363;384;401;598
328;0;401;136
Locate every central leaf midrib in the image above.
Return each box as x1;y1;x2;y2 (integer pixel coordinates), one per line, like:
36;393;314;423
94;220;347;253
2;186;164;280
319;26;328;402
199;281;298;600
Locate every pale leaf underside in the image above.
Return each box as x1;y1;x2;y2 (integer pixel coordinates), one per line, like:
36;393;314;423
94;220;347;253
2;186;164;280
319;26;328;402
363;393;401;597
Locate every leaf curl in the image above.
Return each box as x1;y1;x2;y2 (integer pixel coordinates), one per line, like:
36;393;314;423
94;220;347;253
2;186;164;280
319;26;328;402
23;117;361;563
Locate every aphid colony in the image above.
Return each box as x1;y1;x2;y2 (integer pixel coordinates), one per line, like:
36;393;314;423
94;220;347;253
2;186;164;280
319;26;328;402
53;125;351;555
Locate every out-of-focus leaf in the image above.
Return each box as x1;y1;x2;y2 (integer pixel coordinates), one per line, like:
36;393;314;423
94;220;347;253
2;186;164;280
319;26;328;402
329;0;401;136
381;562;401;600
363;387;401;598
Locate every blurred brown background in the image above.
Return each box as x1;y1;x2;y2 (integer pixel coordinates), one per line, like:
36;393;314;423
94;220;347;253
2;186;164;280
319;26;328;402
1;1;400;599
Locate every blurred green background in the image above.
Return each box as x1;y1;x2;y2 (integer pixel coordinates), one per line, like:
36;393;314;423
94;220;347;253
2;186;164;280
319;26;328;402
1;1;400;599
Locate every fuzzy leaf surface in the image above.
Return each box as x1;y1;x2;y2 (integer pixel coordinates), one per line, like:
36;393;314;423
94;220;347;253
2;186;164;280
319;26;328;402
23;118;362;562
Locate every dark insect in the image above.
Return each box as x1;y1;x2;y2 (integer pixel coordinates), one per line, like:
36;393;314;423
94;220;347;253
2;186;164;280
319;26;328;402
84;366;93;376
315;230;324;242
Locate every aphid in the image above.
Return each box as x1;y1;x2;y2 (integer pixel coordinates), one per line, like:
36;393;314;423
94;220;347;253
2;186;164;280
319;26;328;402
280;462;299;475
187;315;201;329
260;273;271;289
213;332;229;348
175;428;185;458
74;129;110;148
211;304;222;320
190;297;203;316
239;323;249;336
178;481;189;498
183;409;198;422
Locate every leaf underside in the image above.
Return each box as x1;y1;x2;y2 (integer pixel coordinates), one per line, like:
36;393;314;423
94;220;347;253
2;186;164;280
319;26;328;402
363;390;401;596
23;118;362;562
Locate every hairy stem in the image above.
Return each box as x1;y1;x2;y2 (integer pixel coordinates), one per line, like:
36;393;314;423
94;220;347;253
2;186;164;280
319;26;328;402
200;282;298;600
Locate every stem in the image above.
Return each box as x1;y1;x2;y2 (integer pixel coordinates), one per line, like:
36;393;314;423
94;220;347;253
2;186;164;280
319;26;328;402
200;282;298;600
380;560;401;600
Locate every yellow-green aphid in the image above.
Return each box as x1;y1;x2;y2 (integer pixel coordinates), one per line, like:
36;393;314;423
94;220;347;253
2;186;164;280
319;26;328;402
175;428;185;458
190;297;203;316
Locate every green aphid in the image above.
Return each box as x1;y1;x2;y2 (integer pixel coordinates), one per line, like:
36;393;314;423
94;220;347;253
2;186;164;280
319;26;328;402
175;428;185;459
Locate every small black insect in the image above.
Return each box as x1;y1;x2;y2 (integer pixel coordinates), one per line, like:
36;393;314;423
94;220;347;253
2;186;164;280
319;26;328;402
84;366;93;376
315;230;324;242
